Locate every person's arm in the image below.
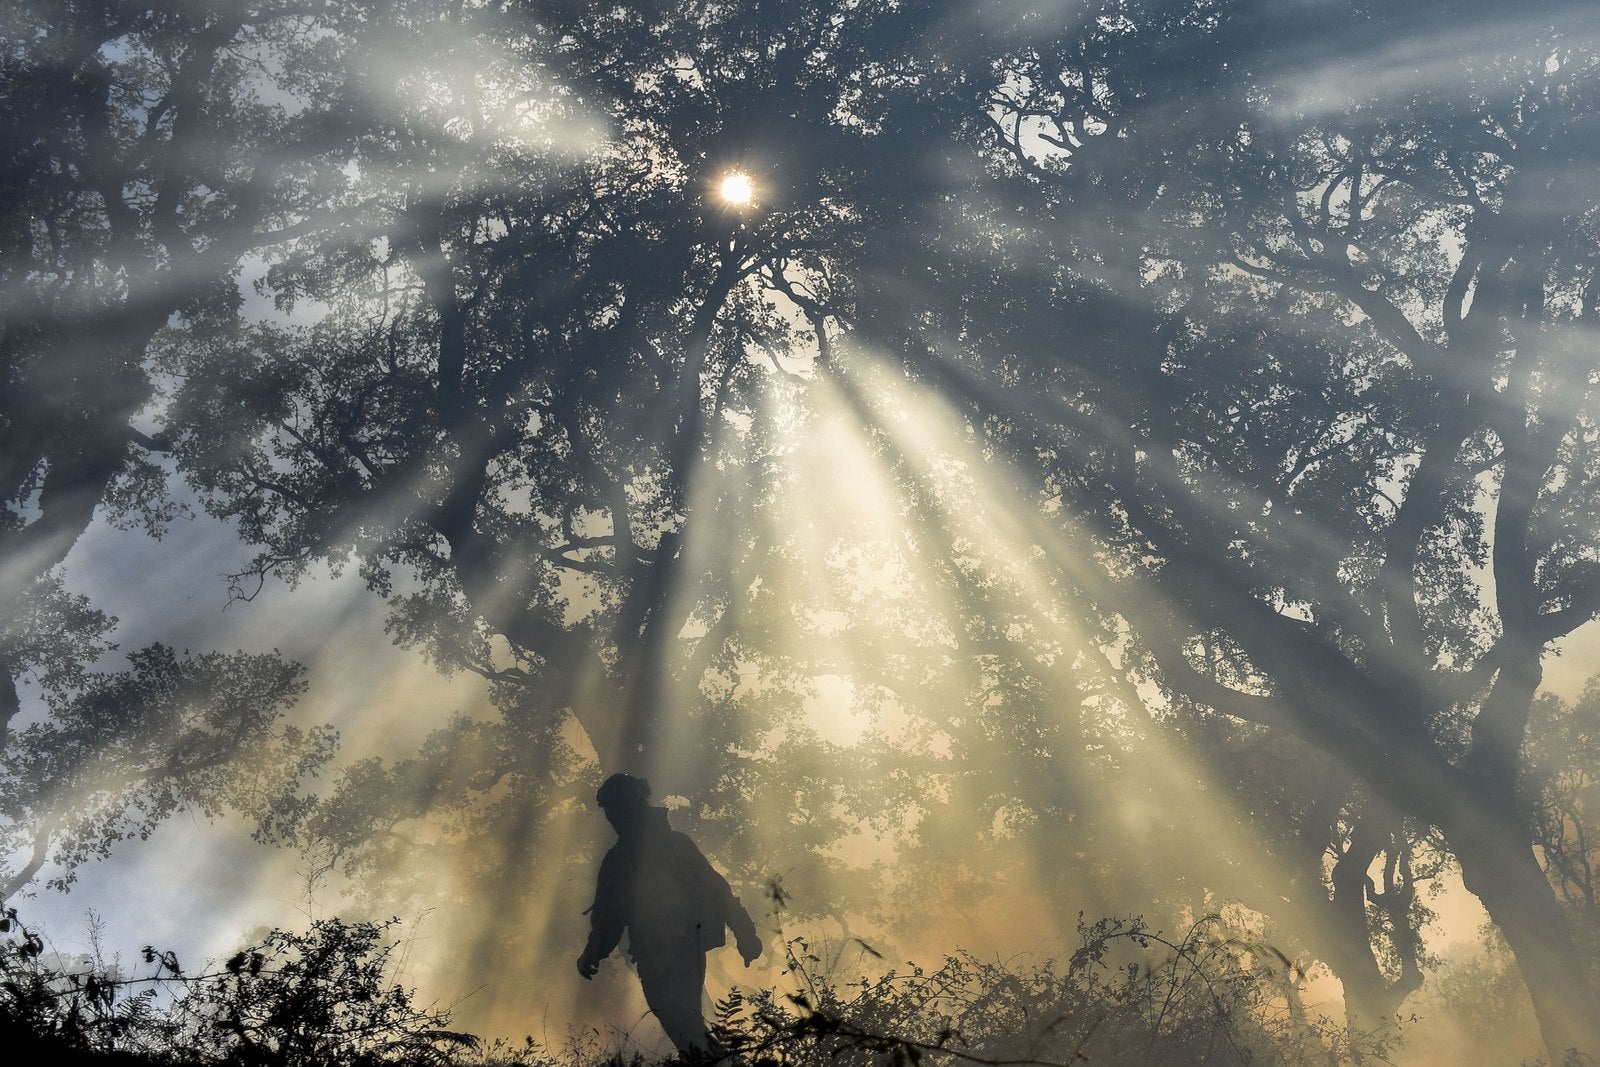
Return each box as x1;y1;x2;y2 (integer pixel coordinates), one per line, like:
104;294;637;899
676;834;763;964
727;895;762;964
577;851;625;978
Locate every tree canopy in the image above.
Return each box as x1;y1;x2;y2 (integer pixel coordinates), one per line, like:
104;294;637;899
4;1;1600;1061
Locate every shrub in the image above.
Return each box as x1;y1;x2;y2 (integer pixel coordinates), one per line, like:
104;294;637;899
167;917;478;1066
2;907;1395;1066
0;909;475;1066
711;914;1396;1067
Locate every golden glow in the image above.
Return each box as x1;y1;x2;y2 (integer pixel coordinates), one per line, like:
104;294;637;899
718;171;755;206
47;264;1553;1062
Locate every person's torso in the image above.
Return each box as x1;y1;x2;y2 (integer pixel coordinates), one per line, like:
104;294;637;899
605;817;722;955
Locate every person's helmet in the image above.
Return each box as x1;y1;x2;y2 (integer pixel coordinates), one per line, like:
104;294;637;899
595;772;650;810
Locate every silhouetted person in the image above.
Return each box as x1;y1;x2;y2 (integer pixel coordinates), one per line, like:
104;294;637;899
577;773;763;1056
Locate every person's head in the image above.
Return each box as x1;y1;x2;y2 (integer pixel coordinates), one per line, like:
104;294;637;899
595;772;651;835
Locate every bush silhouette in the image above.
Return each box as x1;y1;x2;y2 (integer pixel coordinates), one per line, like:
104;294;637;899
1;909;474;1066
711;914;1394;1067
2;907;1397;1066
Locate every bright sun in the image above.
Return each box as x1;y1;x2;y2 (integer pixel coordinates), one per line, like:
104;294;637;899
719;171;755;206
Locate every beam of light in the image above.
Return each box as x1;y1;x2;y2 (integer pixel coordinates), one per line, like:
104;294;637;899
550;316;1345;1042
715;326;1399;1009
258;306;1393;1051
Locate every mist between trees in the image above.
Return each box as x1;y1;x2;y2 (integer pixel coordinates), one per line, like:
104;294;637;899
4;1;1600;1063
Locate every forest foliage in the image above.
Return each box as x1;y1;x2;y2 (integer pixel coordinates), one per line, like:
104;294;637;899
4;0;1600;1062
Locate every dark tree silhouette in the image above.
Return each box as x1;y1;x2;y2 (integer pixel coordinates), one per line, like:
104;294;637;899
0;0;377;898
0;0;370;686
162;0;955;775
837;0;1600;1057
1527;686;1600;923
0;645;332;902
150;0;958;1021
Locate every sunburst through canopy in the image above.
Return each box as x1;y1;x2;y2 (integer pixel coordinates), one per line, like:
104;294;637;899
718;170;755;206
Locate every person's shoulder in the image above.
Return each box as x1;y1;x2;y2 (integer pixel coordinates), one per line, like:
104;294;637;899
666;828;710;856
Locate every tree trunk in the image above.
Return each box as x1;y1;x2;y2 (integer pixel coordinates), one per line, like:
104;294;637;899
609;249;742;775
1327;814;1420;1043
1451;803;1600;1063
0;661;17;754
